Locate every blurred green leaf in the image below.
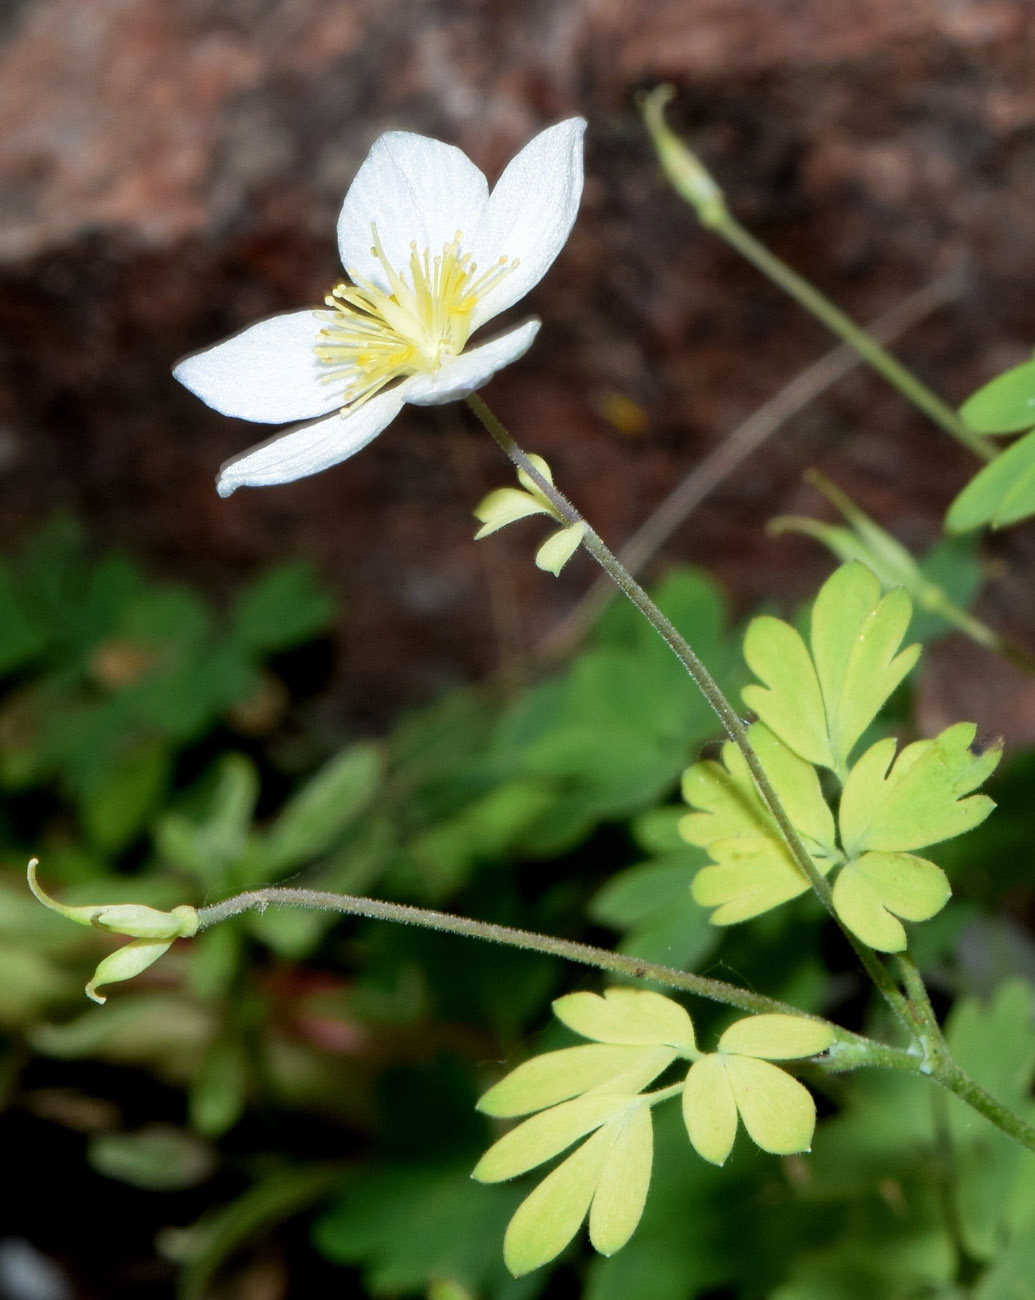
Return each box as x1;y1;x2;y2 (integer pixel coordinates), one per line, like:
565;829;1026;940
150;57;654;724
945;980;1035;1261
909;534;984;643
960;358;1035;433
405;780;557;898
117;585;211;652
946;427;1035;532
230;561;335;653
313;1162;530;1298
31;992;212;1077
88;1125;215;1190
79;736;171;852
263;742;383;874
972;1224;1035;1300
0;558;52;673
589;850;717;968
189;1035;250;1137
156;754;261;883
176;1163;345;1300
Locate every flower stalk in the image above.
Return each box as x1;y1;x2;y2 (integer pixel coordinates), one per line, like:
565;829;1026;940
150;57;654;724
465;392;916;1031
639;85;995;462
41;101;1028;1181
192;883;1035;1152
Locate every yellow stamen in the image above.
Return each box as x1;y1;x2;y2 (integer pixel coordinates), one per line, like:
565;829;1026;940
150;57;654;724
314;224;517;413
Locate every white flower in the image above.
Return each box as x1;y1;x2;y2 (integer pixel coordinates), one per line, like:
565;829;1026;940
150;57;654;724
174;118;586;496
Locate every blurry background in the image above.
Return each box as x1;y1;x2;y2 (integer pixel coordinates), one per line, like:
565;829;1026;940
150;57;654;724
2;2;1035;1298
3;0;1035;725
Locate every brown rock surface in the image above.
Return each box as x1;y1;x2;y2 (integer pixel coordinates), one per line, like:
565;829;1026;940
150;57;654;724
3;0;1035;733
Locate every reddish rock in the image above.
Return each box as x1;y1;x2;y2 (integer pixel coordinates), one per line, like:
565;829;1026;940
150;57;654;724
2;0;1035;734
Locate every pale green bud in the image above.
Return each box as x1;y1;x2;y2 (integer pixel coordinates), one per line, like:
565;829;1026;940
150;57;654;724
535;522;585;575
28;859;198;1003
85;937;179;1005
473;454;584;574
639;85;727;228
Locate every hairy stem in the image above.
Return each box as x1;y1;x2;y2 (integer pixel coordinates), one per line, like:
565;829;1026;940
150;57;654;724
897;953;949;1054
195;884;1035;1151
198;885;807;1018
466;392;914;1031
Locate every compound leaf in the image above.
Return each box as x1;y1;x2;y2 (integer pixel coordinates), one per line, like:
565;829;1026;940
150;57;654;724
831;852;951;952
839;723;1000;857
724;1055;817;1155
742;564;918;776
587;1105;653;1257
682;724;838;924
717;1014;835;1060
473;1094;637;1184
478;1043;678;1119
809;565;918;773
552;988;695;1052
742;617;829;768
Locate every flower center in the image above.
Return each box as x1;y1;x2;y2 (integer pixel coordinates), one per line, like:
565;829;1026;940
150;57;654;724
314;223;516;412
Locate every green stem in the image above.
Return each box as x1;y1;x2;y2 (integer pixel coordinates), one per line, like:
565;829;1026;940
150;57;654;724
896;953;949;1056
466;393;914;1032
893;954;1035;1150
933;1057;1035;1153
716;216;993;460
198;885;809;1019
194;883;1035;1151
639;86;995;462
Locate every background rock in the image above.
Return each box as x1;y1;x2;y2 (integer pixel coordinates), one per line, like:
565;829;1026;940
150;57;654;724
2;0;1035;732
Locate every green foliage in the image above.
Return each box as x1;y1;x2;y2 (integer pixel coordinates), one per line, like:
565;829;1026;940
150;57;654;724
960;358;1035;434
4;519;1033;1299
770;979;1035;1300
946;427;1035;532
947;358;1035;530
683;564;1001;951
682;722;839;922
0;517;335;853
473;989;833;1274
742;563;919;778
770;472;985;646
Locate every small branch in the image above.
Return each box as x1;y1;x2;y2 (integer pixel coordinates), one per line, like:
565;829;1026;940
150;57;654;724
466;392;915;1033
639;85;995;462
196;885;1035;1151
933;1058;1035;1152
199;885;804;1018
896;953;949;1057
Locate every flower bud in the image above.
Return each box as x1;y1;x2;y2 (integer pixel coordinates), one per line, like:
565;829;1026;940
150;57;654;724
27;859;198;1003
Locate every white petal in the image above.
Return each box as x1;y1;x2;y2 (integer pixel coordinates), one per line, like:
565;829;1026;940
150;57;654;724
174;312;337;424
466;118;585;332
402;319;540;406
336;131;489;291
215;390;405;496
